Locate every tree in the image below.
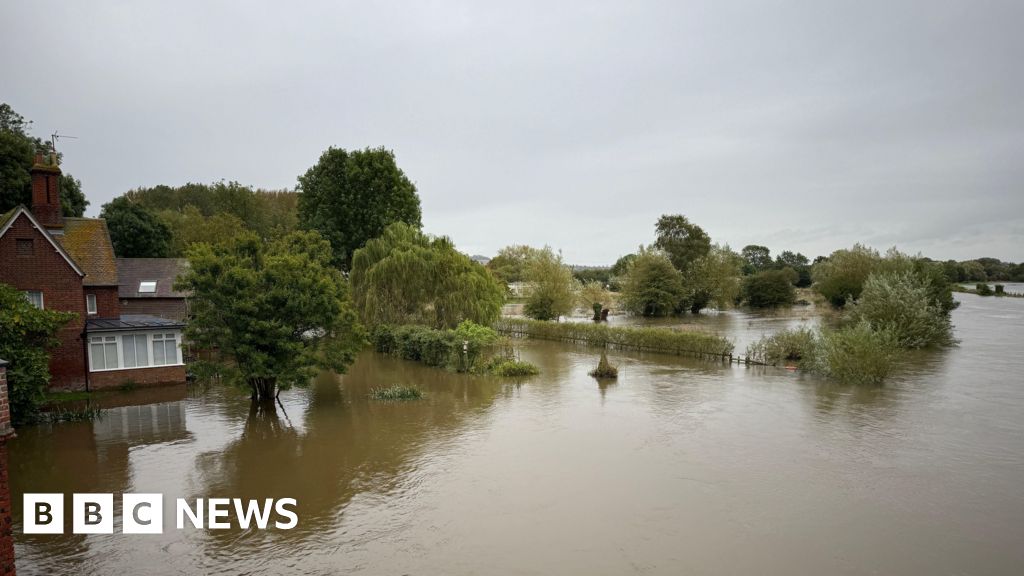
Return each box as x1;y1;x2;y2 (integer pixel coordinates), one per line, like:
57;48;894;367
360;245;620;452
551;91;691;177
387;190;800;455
812;244;882;306
578;280;611;318
176;231;365;402
0;283;76;423
487;244;543;284
774;250;811;287
100;196;171;257
298;147;422;269
742;270;797;308
1;103;88;216
851;271;953;349
654;214;711;272
159;206;248;256
682;244;743;313
350;222;505;329
610;253;637;277
741;245;772;275
620;249;685;317
523;247;577;321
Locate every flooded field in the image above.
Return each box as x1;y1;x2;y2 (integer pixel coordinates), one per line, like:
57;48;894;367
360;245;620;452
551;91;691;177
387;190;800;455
8;292;1024;575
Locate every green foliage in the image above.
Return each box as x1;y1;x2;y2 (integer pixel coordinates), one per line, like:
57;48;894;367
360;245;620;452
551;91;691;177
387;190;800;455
298;146;422;269
813;321;900;386
0;283;77;424
620;249;685;317
852;271;954;348
350;222;505;329
745;326;817;366
741;245;772;274
487;245;543;284
495;317;735;358
578;280;610;317
742;269;797;308
159;206;247;255
589;351;618;378
812;244;881;306
370;385;423;401
976;283;993;296
681;244;742;313
372;321;501;373
573;267;611;285
486;358;541;377
654;214;711;272
176;230;365;400
523;247;577;321
100;196;171;257
1;103;89;216
609;253;637;277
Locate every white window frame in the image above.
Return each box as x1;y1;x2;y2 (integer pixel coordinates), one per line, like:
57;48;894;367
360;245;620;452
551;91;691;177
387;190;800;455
86;293;97;315
138;281;157;293
87;330;183;372
25;290;44;309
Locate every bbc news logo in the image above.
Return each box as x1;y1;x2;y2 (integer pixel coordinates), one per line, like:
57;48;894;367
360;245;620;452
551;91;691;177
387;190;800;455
23;494;298;534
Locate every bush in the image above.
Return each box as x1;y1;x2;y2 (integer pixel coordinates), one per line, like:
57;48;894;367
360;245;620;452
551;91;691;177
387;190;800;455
976;283;993;296
812;244;881;306
742;270;797;308
486;359;540;377
995;284;1005;295
0;283;77;424
589;352;618;378
371;385;423;401
374;321;500;372
745;326;817;366
813;321;900;386
852;271;954;348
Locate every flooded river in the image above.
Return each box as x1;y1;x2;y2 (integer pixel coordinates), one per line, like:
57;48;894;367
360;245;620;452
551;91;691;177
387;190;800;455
8;292;1024;575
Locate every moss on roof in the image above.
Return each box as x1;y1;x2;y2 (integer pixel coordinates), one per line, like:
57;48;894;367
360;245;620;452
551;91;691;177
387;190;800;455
56;218;119;285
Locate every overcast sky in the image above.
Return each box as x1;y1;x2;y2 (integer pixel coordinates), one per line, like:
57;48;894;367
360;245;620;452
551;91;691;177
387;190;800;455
3;1;1021;264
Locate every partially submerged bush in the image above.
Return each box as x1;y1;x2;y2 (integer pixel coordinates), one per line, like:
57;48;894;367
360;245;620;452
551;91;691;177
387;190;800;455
372;321;499;372
371;385;424;401
813;321;900;386
742;270;797;308
852;271;954;349
976;283;993;296
486;358;540;377
745;326;817;366
589;352;618;378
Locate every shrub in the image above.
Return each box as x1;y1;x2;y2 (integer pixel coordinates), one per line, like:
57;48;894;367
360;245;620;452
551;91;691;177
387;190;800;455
371;385;423;401
589;352;618;378
995;284;1005;295
742;270;797;308
812;244;881;306
374;321;501;372
852;271;954;348
745;326;817;366
486;359;540;377
976;283;993;296
813;321;900;386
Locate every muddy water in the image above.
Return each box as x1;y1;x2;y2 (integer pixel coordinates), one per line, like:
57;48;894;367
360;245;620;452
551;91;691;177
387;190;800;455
8;293;1024;575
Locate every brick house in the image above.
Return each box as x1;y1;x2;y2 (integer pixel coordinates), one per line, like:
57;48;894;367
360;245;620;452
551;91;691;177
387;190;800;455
116;258;190;321
0;154;186;391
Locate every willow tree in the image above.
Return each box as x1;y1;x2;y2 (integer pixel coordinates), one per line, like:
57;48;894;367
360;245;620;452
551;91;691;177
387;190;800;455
177;230;365;402
523;247;577;321
349;222;505;329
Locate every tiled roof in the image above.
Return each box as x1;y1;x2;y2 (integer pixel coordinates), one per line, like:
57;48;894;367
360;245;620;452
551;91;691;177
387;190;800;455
86;315;185;332
117;258;190;298
56;218;119;286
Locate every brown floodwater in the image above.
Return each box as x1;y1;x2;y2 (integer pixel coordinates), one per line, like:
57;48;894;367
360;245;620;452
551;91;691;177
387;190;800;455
7;292;1024;575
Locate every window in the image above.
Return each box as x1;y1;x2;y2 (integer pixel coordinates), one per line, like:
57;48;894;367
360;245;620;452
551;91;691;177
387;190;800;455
122;334;149;368
152;333;179;366
16;238;34;257
89;336;119;370
86;294;97;315
24;291;44;309
139;281;157;293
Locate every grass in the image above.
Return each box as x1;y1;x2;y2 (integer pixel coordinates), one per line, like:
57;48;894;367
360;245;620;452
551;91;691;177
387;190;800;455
588;352;618;378
35;405;105;424
486;358;540;377
494;317;734;358
370;385;424;401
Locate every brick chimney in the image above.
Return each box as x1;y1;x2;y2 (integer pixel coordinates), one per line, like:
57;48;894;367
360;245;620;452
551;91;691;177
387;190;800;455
30;151;63;229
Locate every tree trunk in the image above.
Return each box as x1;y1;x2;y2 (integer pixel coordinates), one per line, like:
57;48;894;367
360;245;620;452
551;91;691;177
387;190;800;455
247;376;277;403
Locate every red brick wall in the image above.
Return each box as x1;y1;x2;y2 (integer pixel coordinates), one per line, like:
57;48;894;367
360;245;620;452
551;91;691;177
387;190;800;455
30;162;62;229
0;213;87;391
88;365;187;390
87;286;121;318
119;298;188;321
0;365;15;576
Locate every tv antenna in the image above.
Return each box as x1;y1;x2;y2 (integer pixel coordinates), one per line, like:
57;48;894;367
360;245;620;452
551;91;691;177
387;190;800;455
50;132;78;154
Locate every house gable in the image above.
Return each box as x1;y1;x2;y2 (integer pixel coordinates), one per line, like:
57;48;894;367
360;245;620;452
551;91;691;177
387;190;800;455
0;207;85;278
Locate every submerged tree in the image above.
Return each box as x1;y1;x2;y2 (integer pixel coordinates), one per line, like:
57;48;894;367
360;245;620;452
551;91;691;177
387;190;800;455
298;146;422;270
681;244;743;313
654;214;711;273
620;248;685;317
523;247;577;321
177;230;365;402
350;222;505;329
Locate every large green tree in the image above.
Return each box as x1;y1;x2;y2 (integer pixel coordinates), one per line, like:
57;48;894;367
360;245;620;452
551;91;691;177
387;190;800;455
0;103;89;216
298;147;422;269
522;247;577;321
100;196;171;257
682;244;743;313
176;231;365;402
487;244;543;284
654;214;711;272
620;249;685;317
740;245;772;274
350;222;505;329
0;283;76;423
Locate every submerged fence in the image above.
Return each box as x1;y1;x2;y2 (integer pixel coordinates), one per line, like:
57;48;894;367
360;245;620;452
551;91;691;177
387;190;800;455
494;317;744;361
